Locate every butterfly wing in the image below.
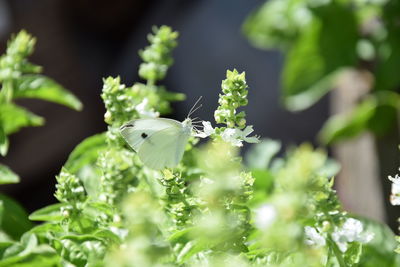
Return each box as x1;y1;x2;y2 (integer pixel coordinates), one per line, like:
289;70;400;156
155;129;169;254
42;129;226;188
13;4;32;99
120;118;182;152
137;126;191;170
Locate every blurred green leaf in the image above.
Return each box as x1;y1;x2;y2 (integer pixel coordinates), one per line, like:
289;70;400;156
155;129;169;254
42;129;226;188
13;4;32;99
248;169;275;206
28;223;63;240
317;159;341;178
319;97;376;144
319;91;400;144
0;126;8;156
0;164;19;184
64;133;107;174
375;1;400;92
0;103;44;135
357;217;400;267
0;233;60;266
282;3;358;111
367;91;400;136
285;68;347;111
29;203;65;222
0;247;60;267
243;0;310;50
176;240;207;264
0;241;14;259
0;194;33;241
245;139;281;169
344;242;362;266
13;75;82;111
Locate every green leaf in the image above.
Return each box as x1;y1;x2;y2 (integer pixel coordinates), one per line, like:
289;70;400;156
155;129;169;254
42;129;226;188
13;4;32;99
0;194;33;240
64;133;107;174
0;126;8;156
242;0;309;50
357;217;400;267
0;241;14;259
284;68;347;112
319;91;400;144
317;159;341;178
0;233;60;267
176;240;208;264
245;138;281;170
282;3;358;111
13;74;82;111
28;223;63;239
29;203;65;222
319;97;376;145
367;91;400;136
0;103;44;135
3;233;38;258
0;164;19;185
344;242;362;266
168;227;194;243
0;247;60;267
375;1;400;92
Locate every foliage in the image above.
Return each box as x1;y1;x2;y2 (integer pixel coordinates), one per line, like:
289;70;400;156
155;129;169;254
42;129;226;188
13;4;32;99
0;26;398;266
0;30;82;155
0;30;81;244
243;0;400;144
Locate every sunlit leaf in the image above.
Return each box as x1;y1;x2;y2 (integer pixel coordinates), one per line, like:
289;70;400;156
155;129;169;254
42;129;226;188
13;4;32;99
13;75;82;111
0;126;8;156
64;133;107;174
29;203;65;222
0;164;19;185
0;103;44;135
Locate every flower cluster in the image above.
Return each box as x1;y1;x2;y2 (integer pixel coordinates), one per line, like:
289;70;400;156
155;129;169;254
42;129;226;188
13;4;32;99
388;169;400;205
196;69;259;147
101;77;161;127
215;69;248;128
331;218;374;252
138;26;179;84
305;218;374;252
55;168;86;205
0;30;40;83
250;144;375;266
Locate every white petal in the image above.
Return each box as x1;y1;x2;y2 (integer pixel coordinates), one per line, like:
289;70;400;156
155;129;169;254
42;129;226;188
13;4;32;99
304;226;326;247
390;195;400;205
202;121;215;136
243;136;260;144
254;204;277;229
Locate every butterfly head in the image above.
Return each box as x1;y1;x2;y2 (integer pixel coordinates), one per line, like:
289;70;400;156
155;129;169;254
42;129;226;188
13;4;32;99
182;118;193;134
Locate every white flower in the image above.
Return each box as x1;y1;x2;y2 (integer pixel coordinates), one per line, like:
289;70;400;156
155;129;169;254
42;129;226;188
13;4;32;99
332;218;374;252
238;126;260;144
254;204;277;230
221;128;242;146
304;226;326;247
194;121;215;138
135;98;159;118
388;171;400;205
221;126;260;147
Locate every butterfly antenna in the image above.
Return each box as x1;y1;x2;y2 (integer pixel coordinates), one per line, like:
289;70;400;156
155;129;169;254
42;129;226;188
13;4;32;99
187;96;203;118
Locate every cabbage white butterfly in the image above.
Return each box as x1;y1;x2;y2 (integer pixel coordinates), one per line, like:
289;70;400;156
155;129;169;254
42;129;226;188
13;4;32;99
120;97;202;170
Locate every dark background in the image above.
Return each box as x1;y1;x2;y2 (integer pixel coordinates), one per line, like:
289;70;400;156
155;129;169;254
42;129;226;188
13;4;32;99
0;0;328;213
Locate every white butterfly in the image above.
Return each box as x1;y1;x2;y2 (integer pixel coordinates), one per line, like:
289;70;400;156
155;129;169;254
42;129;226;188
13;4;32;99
120;98;202;170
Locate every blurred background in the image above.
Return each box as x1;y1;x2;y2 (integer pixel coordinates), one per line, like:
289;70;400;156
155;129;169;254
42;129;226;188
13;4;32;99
0;0;398;229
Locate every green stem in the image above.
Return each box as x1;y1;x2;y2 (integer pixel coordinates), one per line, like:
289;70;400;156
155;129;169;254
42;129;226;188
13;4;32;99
1;80;13;102
327;235;348;267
